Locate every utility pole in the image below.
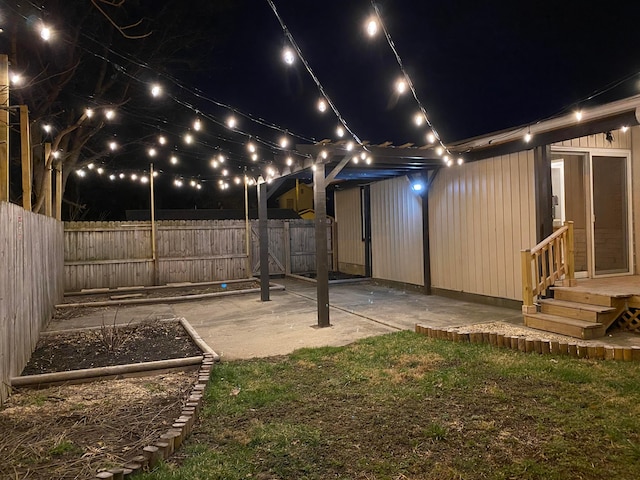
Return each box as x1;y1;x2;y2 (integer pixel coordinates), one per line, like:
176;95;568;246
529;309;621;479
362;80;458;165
0;54;9;202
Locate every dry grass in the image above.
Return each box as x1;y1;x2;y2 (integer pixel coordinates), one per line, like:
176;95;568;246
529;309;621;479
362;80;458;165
0;371;196;479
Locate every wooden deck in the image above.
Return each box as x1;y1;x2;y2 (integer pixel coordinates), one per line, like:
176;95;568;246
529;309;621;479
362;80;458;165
524;275;640;339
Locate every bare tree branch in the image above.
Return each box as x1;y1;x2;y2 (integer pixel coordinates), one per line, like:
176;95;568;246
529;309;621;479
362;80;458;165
91;0;152;39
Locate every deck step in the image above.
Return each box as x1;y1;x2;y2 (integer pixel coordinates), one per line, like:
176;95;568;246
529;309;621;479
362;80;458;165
538;298;616;323
523;312;605;340
551;287;618;307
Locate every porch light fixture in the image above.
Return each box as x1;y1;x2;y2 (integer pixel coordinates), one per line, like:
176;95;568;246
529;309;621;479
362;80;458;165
411;182;424;192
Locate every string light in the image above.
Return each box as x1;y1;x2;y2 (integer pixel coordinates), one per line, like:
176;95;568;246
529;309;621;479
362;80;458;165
336;126;345;137
622;125;629;132
218;154;225;163
436;146;444;156
39;25;51;41
365;18;378;37
414;113;424;126
76;170;86;177
251;153;258;161
108;141;117;151
395;78;408;94
140;176;149;184
524;132;532;143
131;173;138;180
119;173;125;179
87;163;95;170
109;174;116;180
317;98;327;113
575;111;583;121
148;148;157;157
105;109;115;120
286;156;293;166
226;116;237;129
282;47;296;65
85;108;94;118
10;73;22;85
280;136;289;148
426;132;435;144
184;133;194;144
158;136;166;145
457;157;464;165
170;155;178;164
151;84;162;97
247;142;256;153
193;118;202;131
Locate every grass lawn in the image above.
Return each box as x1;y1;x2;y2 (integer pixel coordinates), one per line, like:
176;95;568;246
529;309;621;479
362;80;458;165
139;331;640;479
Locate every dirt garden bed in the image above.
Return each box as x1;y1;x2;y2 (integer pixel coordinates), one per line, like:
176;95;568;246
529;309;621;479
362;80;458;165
0;319;207;479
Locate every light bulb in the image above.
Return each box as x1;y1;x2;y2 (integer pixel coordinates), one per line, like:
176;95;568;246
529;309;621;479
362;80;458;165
436;146;444;156
170;156;178;165
251;153;258;161
395;79;408;94
151;84;162;97
286;157;293;166
622;126;629;132
119;173;125;179
105;109;115;120
366;18;378;37
336;126;345;137
414;113;424;126
283;47;295;65
109;141;117;151
40;25;51;41
575;111;583;121
85;108;94;118
211;160;218;169
226;116;237;129
247;142;256;153
158;136;166;145
280;136;289;149
109;174;116;181
218;154;225;163
87;163;94;170
43;124;52;133
131;173;138;181
10;73;22;85
524;132;532;143
317;98;327;113
141;176;149;184
193;118;202;131
76;170;86;177
148;148;157;157
427;132;436;144
184;133;193;144
457;157;464;166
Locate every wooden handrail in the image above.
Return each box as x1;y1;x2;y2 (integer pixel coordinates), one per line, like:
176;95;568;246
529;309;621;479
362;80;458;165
521;221;576;314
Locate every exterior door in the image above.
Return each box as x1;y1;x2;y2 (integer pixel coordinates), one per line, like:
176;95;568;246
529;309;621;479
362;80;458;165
551;153;589;276
591;154;631;276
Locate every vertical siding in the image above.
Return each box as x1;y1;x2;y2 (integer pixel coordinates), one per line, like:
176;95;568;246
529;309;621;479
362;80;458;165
629;126;640;274
552;127;631;149
334;188;365;273
0;202;64;406
429;152;536;300
370;177;424;286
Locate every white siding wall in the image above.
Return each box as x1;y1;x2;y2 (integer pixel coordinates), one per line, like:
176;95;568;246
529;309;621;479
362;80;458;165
429;151;536;300
552;128;631;149
371;176;424;286
334;188;365;274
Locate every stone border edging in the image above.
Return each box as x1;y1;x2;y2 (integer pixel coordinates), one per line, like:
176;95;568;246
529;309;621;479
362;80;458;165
415;324;640;361
94;352;218;478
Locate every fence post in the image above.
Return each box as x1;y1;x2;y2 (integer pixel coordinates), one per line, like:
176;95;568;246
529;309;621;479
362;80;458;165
284;221;291;275
521;249;536;314
564;220;576;286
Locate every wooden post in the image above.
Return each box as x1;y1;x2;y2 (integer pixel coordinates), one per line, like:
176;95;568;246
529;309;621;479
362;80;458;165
150;164;159;285
521;249;536;313
0;54;8;202
54;160;62;221
564;220;576;286
244;171;251;278
284;220;291;275
43;141;51;216
20;106;32;210
257;180;270;301
314;163;330;327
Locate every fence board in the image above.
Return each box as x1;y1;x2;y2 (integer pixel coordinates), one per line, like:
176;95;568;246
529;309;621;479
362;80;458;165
64;219;333;291
1;202;64;406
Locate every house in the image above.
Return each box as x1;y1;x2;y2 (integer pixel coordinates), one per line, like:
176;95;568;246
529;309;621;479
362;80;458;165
277;181;314;213
329;94;640;339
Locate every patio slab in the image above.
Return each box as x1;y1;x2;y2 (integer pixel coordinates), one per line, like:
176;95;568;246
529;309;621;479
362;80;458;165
46;278;639;360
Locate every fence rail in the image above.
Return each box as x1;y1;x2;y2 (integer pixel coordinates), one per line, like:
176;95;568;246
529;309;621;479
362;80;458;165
64;219;334;291
1;202;64;406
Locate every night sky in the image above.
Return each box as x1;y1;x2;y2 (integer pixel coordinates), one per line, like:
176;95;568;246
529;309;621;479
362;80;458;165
4;0;640;219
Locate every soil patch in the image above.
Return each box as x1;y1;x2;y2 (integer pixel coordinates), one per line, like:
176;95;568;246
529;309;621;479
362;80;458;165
0;372;195;479
22;320;202;375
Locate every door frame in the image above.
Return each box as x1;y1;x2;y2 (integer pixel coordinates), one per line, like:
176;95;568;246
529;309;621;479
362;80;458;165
551;146;633;278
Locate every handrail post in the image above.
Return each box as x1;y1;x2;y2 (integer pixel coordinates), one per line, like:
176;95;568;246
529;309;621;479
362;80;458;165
521;249;536;314
564;220;577;286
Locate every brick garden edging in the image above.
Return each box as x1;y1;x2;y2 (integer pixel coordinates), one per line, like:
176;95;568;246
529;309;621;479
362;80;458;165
415;324;640;361
94;352;217;479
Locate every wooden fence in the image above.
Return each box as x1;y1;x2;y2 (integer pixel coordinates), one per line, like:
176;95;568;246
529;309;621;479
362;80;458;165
64;219;335;291
1;202;64;406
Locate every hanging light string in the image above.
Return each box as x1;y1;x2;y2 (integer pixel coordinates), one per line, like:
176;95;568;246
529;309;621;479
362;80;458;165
370;0;451;159
266;0;366;151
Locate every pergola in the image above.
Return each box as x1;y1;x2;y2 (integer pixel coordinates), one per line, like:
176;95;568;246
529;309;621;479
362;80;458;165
255;141;445;327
